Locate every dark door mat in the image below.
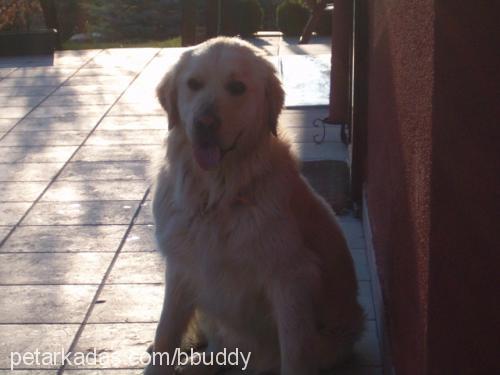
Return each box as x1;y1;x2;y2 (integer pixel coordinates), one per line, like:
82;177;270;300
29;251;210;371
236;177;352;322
300;160;351;214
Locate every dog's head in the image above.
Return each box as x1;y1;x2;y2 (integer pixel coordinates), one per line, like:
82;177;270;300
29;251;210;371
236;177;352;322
157;37;284;171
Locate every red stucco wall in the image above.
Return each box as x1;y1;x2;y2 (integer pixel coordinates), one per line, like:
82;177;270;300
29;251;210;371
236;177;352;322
428;2;500;373
365;1;434;373
364;0;500;373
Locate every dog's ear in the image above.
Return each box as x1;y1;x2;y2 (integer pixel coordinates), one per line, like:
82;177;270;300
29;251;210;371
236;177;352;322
265;70;285;137
157;66;180;130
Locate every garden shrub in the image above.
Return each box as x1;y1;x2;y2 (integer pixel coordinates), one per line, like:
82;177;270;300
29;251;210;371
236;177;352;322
276;0;309;37
0;0;44;32
223;0;263;37
86;0;180;42
316;7;332;36
53;0;86;42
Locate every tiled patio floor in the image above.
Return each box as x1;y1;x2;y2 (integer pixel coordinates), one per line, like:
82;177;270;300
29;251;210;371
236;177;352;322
0;37;382;374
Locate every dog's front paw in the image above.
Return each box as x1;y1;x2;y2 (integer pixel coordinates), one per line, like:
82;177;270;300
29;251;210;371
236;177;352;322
175;358;220;375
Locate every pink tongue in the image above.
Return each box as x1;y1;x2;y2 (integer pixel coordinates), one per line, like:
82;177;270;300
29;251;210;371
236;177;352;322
193;145;221;170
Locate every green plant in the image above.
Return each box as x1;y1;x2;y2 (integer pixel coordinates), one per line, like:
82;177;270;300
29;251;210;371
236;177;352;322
85;0;180;42
316;8;332;35
223;0;263;37
276;0;310;37
238;0;264;36
61;36;181;50
0;0;44;32
54;0;86;42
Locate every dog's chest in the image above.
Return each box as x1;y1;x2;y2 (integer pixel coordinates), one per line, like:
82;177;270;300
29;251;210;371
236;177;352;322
162;202;265;269
159;201;274;311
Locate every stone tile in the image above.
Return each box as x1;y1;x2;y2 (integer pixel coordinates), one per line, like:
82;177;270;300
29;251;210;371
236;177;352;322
0;131;88;146
281;54;331;107
0;202;31;225
0;252;113;284
27;105;109;119
280;37;331;55
90;51;155;66
0;55;54;68
122;225;156;252
13;117;101;132
248;36;280;56
279;107;329;127
0;181;47;202
158;47;186;57
352;250;370;281
23;201;140;225
65;75;134;87
0;76;67;87
339;220;366;249
291;142;347;161
87;56;151;68
0;285;97;323
108;102;163;116
351;245;369;267
0;106;32;118
0;67;15;78
118;89;157;103
0;118;19;131
0;324;78;369
97;116;167;130
74;66;138;77
358;281;375;321
263;55;280;72
1;225;128;253
282;126;341;143
63;371;142;375
53;49;100;66
52;85;126;96
0;95;45;107
0;371;57;374
72;145;159;162
8;67;77;78
42;94;119;107
69;323;155;369
0;86;55;97
0;226;11;243
107;252;164;284
100;47;159;57
355;321;382;366
41;180;149;202
0;146;77;163
88;284;163;323
134;67;167;83
0;163;63;181
59;161;149;181
134;202;154;225
85;130;165;146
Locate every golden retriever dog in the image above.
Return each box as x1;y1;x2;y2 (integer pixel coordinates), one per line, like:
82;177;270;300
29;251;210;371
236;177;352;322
146;37;364;375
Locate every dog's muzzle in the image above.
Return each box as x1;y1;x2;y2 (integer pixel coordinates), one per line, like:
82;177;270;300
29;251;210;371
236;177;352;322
192;109;222;171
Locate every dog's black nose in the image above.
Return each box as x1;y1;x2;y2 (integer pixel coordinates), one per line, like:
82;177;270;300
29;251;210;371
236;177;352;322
194;110;220;143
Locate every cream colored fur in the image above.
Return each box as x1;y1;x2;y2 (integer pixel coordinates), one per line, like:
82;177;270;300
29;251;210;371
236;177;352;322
146;37;364;375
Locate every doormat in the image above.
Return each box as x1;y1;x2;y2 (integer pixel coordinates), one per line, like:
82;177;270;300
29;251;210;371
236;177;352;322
300;160;350;214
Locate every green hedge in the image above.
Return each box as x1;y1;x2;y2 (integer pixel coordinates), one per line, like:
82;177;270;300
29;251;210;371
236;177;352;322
222;0;263;37
85;0;179;42
276;0;309;37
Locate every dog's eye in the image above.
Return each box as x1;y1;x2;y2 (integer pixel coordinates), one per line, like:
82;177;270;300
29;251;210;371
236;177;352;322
187;78;203;91
226;81;246;96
